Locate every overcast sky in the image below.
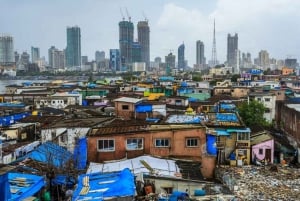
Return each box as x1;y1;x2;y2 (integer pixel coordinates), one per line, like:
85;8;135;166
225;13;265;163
1;0;300;65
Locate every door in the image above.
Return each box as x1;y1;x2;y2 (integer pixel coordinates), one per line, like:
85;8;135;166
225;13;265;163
265;149;271;162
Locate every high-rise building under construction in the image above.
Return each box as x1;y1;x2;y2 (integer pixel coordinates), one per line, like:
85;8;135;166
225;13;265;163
119;20;134;67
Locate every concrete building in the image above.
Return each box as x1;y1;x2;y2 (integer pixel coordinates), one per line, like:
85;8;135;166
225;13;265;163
258;50;270;70
66;26;81;69
227;33;238;67
137;20;150;70
0;35;14;64
196;40;205;67
48;46;65;69
81;56;88;65
95;50;105;64
165;52;176;69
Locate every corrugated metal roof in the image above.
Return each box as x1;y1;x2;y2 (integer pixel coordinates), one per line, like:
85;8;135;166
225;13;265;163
113;97;143;103
286;104;300;112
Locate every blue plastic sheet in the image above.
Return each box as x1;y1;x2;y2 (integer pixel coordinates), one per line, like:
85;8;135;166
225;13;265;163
72;168;135;201
0;172;11;201
25;142;72;168
206;135;217;156
9;172;45;201
73;138;87;170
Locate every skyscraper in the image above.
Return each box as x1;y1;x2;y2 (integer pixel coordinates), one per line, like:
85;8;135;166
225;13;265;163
196;40;205;66
66;26;81;69
31;46;40;63
131;42;142;63
119;20;134;67
137;20;150;70
110;49;121;72
0;35;14;64
227;33;238;67
178;43;185;69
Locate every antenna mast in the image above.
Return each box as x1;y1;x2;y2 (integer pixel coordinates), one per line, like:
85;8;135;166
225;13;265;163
211;19;217;67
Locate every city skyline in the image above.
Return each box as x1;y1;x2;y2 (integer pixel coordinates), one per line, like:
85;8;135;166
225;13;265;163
1;0;300;66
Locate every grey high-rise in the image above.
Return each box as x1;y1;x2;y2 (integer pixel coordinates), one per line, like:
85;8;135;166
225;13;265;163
196;40;205;65
227;33;238;67
119;20;134;67
0;35;14;64
66;26;81;68
178;43;185;69
95;51;105;64
137;20;150;70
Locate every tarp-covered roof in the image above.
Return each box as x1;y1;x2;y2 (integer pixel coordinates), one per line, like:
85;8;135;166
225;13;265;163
72;168;135;201
9;172;45;201
24;142;72;168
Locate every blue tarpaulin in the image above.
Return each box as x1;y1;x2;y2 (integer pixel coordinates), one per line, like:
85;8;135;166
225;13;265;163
52;174;76;188
0;172;11;201
72;168;135;201
24;142;72;168
0;112;30;127
9;172;45;201
135;104;152;113
73;138;87;170
206;134;217;156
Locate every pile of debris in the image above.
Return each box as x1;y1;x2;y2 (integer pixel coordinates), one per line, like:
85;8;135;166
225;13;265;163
216;165;300;200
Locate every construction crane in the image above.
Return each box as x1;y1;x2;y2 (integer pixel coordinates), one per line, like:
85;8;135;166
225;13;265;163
120;7;125;21
142;11;148;22
125;7;131;21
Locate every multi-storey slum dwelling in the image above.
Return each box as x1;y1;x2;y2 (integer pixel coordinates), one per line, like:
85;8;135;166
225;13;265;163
87;123;215;177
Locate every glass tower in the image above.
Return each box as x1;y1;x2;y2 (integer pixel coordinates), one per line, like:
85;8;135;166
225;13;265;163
66;26;81;69
110;49;121;72
31;46;40;63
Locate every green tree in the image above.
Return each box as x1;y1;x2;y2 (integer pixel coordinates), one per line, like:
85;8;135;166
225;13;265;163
192;72;203;81
238;100;269;127
231;74;240;82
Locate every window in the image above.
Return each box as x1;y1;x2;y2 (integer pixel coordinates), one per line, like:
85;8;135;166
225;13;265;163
175;100;182;105
122;105;129;110
155;138;170;147
126;138;143;150
237;132;250;141
98;139;115;152
265;98;270;102
186;138;198;147
257;98;261;101
259;149;263;155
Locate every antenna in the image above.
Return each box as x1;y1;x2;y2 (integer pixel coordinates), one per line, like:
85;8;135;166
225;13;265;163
211;18;218;67
125;8;131;21
120;7;125;21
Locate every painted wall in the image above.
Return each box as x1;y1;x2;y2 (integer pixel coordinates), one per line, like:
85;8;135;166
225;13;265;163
252;139;274;163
